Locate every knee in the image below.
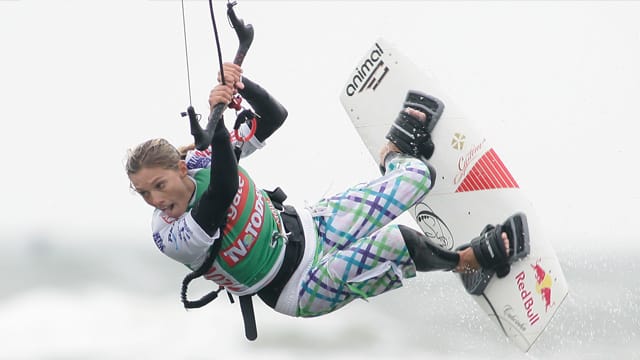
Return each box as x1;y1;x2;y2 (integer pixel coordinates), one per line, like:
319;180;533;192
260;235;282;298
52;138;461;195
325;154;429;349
424;161;436;190
388;156;436;191
380;225;410;253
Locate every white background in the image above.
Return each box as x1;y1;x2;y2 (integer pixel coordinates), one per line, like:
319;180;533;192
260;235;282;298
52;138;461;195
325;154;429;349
1;1;639;359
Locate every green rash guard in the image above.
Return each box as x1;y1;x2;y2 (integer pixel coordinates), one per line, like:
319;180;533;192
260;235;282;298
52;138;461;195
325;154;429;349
151;165;287;296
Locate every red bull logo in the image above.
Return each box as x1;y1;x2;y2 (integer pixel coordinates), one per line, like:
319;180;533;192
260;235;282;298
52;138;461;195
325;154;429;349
515;270;540;326
531;259;555;312
514;259;555;327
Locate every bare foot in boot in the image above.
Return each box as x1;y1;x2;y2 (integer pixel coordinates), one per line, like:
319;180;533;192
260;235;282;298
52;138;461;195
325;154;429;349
379;108;427;168
455;232;510;273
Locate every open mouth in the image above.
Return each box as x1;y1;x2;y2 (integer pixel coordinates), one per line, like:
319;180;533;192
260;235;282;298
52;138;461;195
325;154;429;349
160;204;175;214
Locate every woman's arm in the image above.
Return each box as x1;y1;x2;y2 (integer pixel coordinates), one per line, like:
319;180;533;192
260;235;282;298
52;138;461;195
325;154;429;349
238;76;288;142
190;84;239;236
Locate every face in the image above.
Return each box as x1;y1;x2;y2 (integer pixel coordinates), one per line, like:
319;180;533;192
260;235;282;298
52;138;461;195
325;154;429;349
129;162;195;219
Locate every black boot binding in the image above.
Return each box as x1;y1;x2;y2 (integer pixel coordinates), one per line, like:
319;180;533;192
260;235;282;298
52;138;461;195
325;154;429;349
459;212;531;295
385;90;445;161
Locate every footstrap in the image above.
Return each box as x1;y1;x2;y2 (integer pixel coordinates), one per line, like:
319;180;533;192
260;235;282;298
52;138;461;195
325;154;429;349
459;213;531;295
386;111;435;159
472;225;507;271
385;90;445;160
403;90;445;133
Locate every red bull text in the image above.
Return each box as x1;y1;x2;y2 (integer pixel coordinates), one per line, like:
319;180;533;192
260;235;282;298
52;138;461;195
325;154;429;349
514;259;554;327
515;270;541;326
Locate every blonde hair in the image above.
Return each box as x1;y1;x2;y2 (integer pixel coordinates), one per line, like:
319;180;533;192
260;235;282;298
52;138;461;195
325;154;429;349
177;143;196;159
126;138;181;176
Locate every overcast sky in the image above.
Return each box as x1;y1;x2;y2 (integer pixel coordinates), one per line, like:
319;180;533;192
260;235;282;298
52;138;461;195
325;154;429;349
2;1;639;250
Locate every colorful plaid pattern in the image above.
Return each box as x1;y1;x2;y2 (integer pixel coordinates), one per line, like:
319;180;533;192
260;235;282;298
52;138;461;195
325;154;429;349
298;156;433;317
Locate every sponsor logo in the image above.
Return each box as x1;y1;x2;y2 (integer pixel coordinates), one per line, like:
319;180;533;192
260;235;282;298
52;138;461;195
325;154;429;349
531;259;555;312
451;132;466;151
221;186;266;266
152;232;164;252
175;218;194;247
226;175;247;223
414;202;454;249
203;266;243;293
513;260;555;328
515;269;541;326
453;138;486;185
186;148;212;169
345;42;388;96
503;304;527;332
455;147;519;193
154;218;195;253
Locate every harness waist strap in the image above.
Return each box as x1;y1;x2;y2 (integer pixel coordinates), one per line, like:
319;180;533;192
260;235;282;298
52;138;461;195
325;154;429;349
257;205;305;308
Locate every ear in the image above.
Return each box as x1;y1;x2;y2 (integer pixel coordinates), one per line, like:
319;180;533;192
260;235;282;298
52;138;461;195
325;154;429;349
178;160;188;177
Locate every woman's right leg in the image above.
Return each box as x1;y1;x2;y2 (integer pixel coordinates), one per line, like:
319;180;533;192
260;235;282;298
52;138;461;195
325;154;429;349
309;154;435;254
294;155;435;316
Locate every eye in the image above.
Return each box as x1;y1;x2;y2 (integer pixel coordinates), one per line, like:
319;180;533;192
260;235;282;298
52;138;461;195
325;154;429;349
138;190;150;199
155;181;166;191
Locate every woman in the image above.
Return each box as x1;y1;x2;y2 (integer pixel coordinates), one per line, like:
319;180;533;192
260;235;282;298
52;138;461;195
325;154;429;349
126;63;520;319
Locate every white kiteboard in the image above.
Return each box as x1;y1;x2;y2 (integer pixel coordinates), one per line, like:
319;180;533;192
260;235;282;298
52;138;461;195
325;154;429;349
339;38;568;352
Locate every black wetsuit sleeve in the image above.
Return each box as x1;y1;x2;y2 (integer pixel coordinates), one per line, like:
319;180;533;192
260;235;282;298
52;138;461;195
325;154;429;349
191;117;239;237
238;76;288;142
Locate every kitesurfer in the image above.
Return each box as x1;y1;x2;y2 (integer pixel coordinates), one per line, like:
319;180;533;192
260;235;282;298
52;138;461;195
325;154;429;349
126;61;527;319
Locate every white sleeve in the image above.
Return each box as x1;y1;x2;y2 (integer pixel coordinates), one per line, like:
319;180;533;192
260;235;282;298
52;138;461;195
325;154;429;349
184;148;212;170
184;122;266;168
230;122;265;159
151;210;220;269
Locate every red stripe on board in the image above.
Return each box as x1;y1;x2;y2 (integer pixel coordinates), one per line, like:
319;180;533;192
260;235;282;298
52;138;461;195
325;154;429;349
488;150;518;188
479;154;503;188
456;149;519;192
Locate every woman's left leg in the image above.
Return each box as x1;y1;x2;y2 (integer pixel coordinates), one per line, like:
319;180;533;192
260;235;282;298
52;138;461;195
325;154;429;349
297;224;416;317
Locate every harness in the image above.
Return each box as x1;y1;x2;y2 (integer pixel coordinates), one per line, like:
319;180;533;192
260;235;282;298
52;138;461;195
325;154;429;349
257;189;306;308
181;184;306;340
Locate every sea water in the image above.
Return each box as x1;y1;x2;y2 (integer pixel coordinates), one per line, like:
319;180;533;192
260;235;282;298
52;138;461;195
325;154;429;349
1;234;638;360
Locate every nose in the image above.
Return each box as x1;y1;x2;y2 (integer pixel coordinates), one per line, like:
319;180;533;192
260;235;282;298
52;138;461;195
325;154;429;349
147;191;166;209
